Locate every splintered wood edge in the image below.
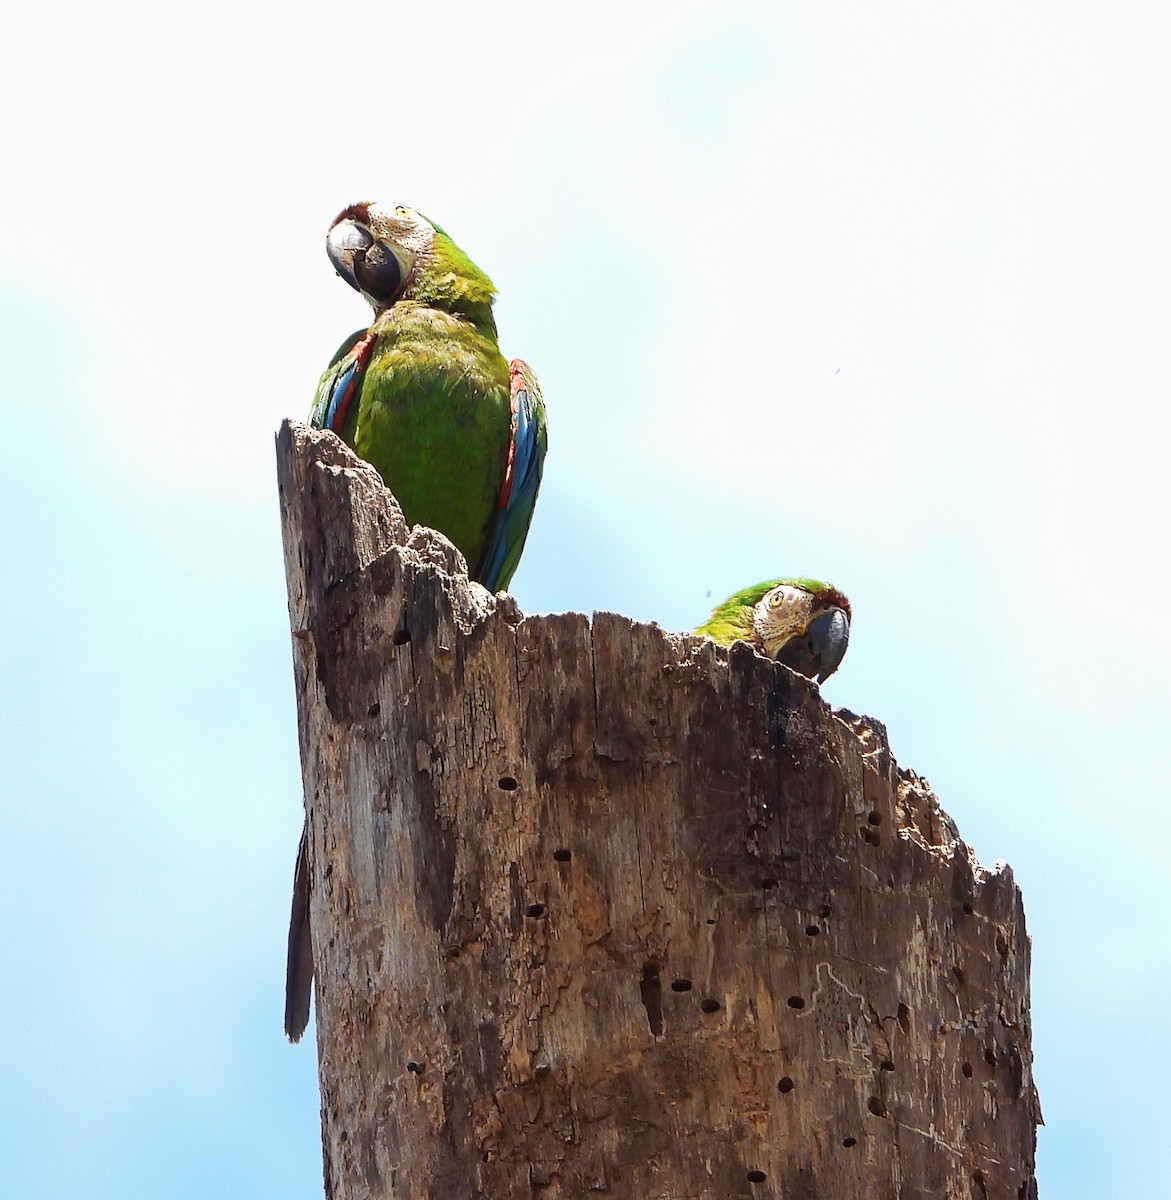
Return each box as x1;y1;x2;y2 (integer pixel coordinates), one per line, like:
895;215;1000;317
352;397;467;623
277;415;1038;1197
275;418;1002;879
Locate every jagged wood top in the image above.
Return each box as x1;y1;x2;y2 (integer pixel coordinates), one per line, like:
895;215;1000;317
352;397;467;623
274;418;1038;1199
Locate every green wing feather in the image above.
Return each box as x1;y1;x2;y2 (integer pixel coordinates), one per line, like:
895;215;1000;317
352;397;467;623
349;311;511;568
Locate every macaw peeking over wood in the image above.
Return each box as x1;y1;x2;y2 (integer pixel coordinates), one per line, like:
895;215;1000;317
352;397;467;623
287;203;547;1043
309;201;547;593
696;579;851;683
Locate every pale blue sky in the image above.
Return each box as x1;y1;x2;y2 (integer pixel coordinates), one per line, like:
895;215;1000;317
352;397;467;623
2;2;1167;1195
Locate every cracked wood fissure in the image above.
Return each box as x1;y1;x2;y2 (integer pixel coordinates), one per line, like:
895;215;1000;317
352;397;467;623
276;421;1041;1200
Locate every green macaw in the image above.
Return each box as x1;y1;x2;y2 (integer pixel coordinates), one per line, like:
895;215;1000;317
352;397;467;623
309;201;547;592
286;202;547;1043
696;579;851;682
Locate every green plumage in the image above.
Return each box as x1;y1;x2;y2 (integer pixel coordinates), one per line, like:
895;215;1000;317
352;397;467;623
310;204;544;592
334;304;511;565
695;577;828;646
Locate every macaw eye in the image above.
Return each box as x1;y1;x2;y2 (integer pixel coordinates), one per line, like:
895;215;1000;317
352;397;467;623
395;205;411;219
768;591;784;608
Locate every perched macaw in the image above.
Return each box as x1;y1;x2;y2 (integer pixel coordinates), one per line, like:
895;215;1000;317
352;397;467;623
309;201;547;593
696;578;851;683
286;203;547;1043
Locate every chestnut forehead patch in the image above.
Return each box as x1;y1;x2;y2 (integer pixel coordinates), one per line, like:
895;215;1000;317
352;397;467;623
333;202;372;227
812;587;851;619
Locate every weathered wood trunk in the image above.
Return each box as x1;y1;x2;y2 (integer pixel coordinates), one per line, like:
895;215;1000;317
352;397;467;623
277;420;1040;1200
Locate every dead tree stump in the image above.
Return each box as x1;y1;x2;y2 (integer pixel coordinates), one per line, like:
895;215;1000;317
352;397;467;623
277;420;1040;1200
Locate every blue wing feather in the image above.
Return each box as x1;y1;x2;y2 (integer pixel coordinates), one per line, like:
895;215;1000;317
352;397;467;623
309;329;370;433
474;360;548;593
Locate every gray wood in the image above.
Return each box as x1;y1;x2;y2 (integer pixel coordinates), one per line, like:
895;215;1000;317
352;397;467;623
277;420;1040;1199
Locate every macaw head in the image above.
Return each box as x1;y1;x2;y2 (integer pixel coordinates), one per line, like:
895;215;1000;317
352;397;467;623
325;202;496;324
750;579;851;683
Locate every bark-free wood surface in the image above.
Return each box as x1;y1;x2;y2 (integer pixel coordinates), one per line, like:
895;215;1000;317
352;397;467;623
277;421;1040;1200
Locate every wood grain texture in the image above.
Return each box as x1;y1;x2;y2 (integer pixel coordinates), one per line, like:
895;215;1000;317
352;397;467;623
277;420;1040;1200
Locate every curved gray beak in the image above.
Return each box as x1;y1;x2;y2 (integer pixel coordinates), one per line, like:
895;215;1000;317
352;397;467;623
327;220;405;303
808;607;850;682
326;218;372;292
